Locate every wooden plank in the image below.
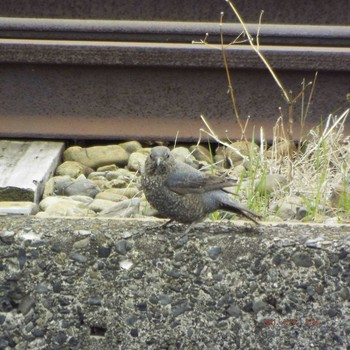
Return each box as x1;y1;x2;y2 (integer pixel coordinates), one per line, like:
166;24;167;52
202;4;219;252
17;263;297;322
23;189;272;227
0;140;64;203
0;201;38;215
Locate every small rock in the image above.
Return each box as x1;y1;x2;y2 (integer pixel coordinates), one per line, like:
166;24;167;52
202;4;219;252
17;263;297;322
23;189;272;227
31;326;46;338
119;259;133;270
128;151;147;172
105;187;140;199
55;331;68;345
115;239;131;255
305;236;325;248
274;203;296;220
72;238;90;249
18;295;35;315
76;229;92;236
109;178;128;188
42;195;91;208
171;147;198;168
189;145;212;162
69;252;88;264
172;303;189;317
229;164;246;179
88;171;108;180
171;147;191;159
38;200;95;217
327;308;341;318
118;141;143;154
223;141;259;167
68;195;94;205
0;340;8;349
63;175;100;198
63;145;129;168
272;195;305;220
126;315;138;326
105;169;137;181
340;287;350;300
35;283;50;294
292;252;313;267
88;297;102;306
90;177;110;191
56;161;92;178
42;175;74;198
296;206;308;220
0;230;15;243
146;295;157;306
227;304;242;317
99;198;140;217
255;174;288;194
88;198;119;212
102;171;119;181
159;294;172;305
98;246;111;258
136;302;147;311
207;246;222;260
39;196;76;210
252;298;268;312
323;217;339;225
95;190;128;203
166;269;181;279
130;329;139;337
54;252;67;265
96;164;118;172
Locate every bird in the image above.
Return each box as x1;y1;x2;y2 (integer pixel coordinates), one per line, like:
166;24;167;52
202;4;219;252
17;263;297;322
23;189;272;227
141;146;261;233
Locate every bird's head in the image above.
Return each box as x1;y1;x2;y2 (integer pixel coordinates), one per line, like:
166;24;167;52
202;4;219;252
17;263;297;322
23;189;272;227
145;146;175;175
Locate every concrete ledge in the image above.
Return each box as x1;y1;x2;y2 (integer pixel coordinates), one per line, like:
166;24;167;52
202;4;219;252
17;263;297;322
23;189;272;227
0;217;349;349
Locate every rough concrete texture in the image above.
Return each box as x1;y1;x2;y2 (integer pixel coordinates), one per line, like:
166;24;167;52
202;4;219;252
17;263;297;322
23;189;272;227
0;217;349;349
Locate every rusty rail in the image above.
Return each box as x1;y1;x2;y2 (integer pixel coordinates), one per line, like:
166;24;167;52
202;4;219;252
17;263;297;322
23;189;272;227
0;18;349;141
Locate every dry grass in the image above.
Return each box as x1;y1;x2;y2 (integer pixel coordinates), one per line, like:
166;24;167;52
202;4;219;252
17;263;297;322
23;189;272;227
199;109;350;222
192;1;350;222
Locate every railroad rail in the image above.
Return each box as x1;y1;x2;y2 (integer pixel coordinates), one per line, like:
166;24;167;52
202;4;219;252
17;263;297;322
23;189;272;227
0;17;349;141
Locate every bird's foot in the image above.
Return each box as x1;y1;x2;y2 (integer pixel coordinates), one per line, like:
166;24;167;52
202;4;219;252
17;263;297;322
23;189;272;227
174;221;204;243
160;219;175;229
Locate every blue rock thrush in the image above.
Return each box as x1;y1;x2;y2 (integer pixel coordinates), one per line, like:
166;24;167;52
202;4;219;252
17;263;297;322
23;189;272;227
141;146;260;232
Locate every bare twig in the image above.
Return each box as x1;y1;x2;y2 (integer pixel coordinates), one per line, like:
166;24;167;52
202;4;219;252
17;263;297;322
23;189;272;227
219;12;243;135
256;10;264;50
225;0;290;103
200;115;248;160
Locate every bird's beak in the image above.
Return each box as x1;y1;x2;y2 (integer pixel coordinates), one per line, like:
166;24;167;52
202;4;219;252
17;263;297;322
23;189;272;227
156;157;161;166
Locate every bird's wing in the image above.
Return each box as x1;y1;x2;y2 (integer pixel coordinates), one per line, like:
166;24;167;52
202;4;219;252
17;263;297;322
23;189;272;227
164;171;235;195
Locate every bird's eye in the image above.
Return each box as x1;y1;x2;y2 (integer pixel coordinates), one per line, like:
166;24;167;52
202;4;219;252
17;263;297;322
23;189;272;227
149;154;153;160
165;153;170;158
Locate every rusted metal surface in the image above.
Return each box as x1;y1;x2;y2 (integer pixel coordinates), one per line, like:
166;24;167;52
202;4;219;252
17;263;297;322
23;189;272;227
0;17;349;142
0;0;348;25
0;63;348;141
0;40;349;71
0;19;349;47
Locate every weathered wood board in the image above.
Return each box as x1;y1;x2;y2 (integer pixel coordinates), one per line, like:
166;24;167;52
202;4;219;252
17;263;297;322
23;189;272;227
0;140;64;203
0;201;38;215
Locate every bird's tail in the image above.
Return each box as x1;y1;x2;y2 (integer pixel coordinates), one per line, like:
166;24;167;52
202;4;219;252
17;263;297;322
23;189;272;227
219;197;261;225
